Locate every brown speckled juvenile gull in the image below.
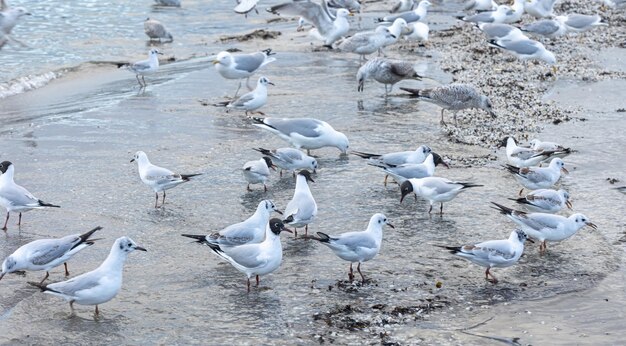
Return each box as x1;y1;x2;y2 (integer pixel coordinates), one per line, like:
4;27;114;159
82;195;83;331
357;57;421;94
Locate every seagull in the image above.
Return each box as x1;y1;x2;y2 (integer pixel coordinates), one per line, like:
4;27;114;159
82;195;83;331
557;14;608;34
327;0;361;13
0;161;60;232
458;5;514;24
380;18;408;51
212;49;276;98
367;153;449;185
130;151;202;208
378;0;431;24
400;84;495;126
253;147;318;176
351;145;433;185
283;170;317;236
478;23;528;41
521;19;567;39
437;229;530;283
234;0;260;17
400;177;482;215
463;0;497;12
390;0;415;13
357;57;421;95
154;0;181;7
266;0;352;47
306;213;394;283
504;157;568;195
488;38;556;68
201;218;292;291
524;0;557;19
0;0;30;47
509;188;572;213
499;136;552;168
491;202;597;253
28;236;147;316
128;49;163;87
252;117;350;155
1;226;102;284
338;26;396;61
144;18;173;42
529;139;572;156
243;157;276;192
402;22;429;43
502;0;525;24
227;76;274;116
181;200;282;247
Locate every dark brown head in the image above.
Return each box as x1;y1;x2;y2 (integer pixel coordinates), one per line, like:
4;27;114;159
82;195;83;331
431;152;449;168
269;218;293;235
0;161;13;174
400;181;414;203
297;170;315;183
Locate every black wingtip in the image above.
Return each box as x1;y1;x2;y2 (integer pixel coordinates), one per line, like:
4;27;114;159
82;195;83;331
38;200;60;208
399;87;420;96
490;201;513;215
181;234;208;244
315;232;331;243
181;173;202;181
77;226;103;244
461;182;483;189
509;197;530;205
28;281;48;291
434;244;461;254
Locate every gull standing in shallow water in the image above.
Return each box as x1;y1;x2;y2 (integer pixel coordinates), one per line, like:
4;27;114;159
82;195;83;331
0;161;60;231
500;136;555;168
491;202;597;253
252;117;349;155
242;157;276;192
0;0;30;47
202;218;292;291
368;153;448;185
283;170;317;236
212;49;276;98
0;226;102;284
154;0;181;7
351;145;433;185
306;213;393;283
144;18;173;42
253;147;318;176
400;177;483;215
504;157;568;195
28;236;147;317
400;84;495;126
267;0;352;47
130;151;202;208
357;57;421;95
437;229;530;283
181;200;282;247
510;188;572;213
128;49;162;87
227;76;273;115
338;26;396;62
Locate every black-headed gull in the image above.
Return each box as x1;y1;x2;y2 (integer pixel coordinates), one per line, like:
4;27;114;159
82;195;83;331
400;84;495;126
400;177;482;215
0;161;60;231
252;117;349;155
212;49;276;98
284;170;317;236
356;57;421;95
499;137;553;168
253;147;318;176
227;76;274;116
491;202;597;253
529;138;572;159
130;151;202;208
378;0;430;23
203;218;292;291
367;153;448;185
1;226;101;283
182;200;282;247
144;18;173;42
504;157;567;195
128;49;163;87
510;188;572;213
28;236;146;317
307;213;393;283
242;157;276;192
437;229;530;283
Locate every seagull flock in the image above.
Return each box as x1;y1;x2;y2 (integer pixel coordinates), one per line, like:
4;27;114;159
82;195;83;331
0;0;613;318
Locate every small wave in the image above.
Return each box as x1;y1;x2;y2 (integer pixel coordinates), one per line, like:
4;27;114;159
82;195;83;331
0;71;62;99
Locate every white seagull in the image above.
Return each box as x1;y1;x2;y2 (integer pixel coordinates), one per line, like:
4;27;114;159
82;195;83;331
459;5;514;24
307;213;394;283
390;0;415;13
368;153;449;185
227;76;274;115
402;22;429;43
400;177;483;215
181;200;282;247
0;0;30;46
529;139;572;155
130;151;202;208
503;0;525;24
437;229;530;283
524;0;557;19
557;14;608;34
234;0;260;17
212;49;276;98
504;157;568;195
1;226;102;284
478;23;528;41
154;0;181;7
0;161;60;232
283;170;317;236
500;136;551;168
242;157;276;192
253;147;318;176
521;19;567;39
128;49;162;87
144;18;173;42
252;116;350;155
351;145;433;185
28;236;147;316
488;38;556;67
338;26;397;61
378;0;431;24
463;0;497;12
202;218;292;291
510;188;572;213
491;202;597;253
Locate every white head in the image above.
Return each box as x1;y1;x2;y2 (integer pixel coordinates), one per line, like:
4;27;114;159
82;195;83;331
529;139;541;149
307;157;319;172
336;8;351;18
541;49;557;65
258;76;274;87
113;236;147;254
0;255;18;279
7;7;31;19
512;229;530;243
130;151;149;164
369;213;395;230
334;132;350;154
569;214;597;231
497;5;513;15
258;199;281;215
212;51;233;67
549;157;568;174
479;95;495;116
392;18;408;29
418;0;431;9
418;145;432;156
149;48;162;57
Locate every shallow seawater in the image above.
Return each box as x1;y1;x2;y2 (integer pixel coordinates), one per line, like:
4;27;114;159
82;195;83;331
0;0;625;345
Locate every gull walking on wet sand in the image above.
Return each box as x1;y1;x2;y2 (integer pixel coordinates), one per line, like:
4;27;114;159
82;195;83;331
283;170;317;236
0;161;60;231
201;218;292;292
253;147;318;176
488;38;556;71
400;84;495;126
491;202;597;254
242;157;276;192
400;177;483;215
28;237;146;317
252;117;350;155
130;151;202;208
504;157;567;195
306;213;393;283
144;18;173;42
128;49;162;87
357;57;421;95
227;76;273;115
1;226;102;284
436;229;530;283
212;49;276;98
181;200;282;247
